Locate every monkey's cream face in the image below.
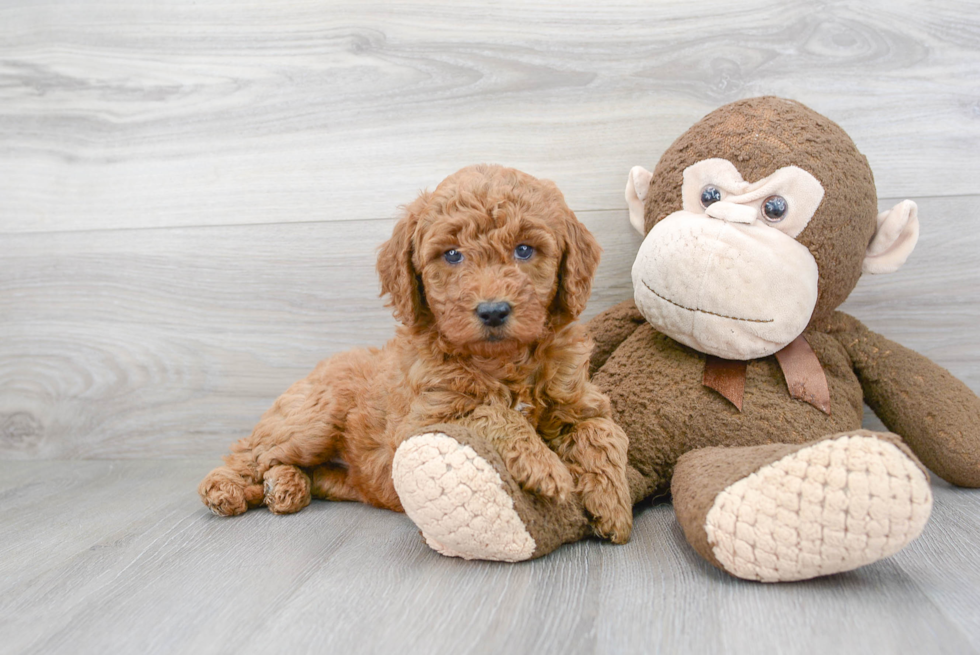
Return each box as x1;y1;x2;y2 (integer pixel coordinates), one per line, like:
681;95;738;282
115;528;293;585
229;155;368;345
632;159;825;360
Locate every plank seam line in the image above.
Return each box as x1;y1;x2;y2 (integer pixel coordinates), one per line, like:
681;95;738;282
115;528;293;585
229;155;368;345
0;194;975;237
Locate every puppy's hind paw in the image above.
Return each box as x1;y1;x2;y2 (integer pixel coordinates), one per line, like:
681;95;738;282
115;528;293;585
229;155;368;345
263;465;312;515
199;467;250;517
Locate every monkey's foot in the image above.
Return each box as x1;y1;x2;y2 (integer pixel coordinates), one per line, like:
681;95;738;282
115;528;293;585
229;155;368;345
673;431;933;582
392;431;537;562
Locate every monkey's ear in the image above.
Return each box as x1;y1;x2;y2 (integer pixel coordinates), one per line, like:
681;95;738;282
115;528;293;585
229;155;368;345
863;200;919;274
625;166;653;235
377;192;431;325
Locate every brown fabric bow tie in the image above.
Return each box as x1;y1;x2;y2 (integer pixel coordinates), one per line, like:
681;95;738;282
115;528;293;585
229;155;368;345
702;335;832;415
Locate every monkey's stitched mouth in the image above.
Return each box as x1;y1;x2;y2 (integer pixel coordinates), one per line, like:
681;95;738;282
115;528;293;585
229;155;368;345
642;280;774;324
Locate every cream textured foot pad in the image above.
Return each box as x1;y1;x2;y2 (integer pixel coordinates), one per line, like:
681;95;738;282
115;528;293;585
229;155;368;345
392;433;536;562
705;435;932;582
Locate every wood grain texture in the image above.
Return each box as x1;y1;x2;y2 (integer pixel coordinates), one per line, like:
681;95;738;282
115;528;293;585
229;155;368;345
1;0;978;233
0;210;640;458
0;460;978;655
2;196;978;459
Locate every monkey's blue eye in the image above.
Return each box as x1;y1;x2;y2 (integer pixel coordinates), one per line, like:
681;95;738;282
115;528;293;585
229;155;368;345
444;249;463;264
700;186;722;208
763;196;788;222
514;244;534;261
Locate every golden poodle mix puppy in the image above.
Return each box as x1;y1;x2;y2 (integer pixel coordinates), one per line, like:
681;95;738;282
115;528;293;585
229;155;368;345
199;164;632;544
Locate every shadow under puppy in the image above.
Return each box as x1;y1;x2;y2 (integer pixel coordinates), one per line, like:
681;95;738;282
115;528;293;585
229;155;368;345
199;164;632;546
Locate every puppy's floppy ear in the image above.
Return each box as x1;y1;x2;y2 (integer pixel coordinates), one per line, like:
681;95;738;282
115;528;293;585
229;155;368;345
552;210;602;327
377;192;431;326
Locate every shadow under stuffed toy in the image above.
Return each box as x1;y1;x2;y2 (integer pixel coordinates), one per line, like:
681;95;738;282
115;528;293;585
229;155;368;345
392;97;980;582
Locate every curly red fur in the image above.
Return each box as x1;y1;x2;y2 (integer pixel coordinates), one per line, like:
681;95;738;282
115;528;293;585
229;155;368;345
199;164;632;543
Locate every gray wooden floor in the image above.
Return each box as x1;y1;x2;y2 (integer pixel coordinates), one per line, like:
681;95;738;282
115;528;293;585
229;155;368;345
2;1;979;653
2;459;980;655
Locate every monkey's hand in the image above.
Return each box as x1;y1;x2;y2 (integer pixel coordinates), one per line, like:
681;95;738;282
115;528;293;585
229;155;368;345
831;310;980;488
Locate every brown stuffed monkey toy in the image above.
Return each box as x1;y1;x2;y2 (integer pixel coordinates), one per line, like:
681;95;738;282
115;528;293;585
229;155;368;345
390;97;980;581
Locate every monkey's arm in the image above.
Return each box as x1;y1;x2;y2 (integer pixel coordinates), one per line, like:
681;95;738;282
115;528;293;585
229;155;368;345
829;311;980;487
585;299;646;376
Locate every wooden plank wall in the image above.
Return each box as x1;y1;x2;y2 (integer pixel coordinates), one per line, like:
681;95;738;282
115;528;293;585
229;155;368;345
1;0;978;459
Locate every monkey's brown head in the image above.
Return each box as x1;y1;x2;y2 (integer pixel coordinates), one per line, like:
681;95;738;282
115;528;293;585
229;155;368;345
626;97;919;360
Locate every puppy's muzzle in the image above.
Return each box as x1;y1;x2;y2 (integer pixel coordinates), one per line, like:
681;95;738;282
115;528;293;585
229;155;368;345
476;301;512;328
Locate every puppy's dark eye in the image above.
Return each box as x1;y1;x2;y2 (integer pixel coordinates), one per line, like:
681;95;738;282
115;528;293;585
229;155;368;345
443;249;463;265
514;244;534;261
700;186;722;208
762;195;788;222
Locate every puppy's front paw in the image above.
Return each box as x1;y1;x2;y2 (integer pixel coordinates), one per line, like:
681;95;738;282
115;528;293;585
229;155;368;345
505;448;574;501
581;476;633;544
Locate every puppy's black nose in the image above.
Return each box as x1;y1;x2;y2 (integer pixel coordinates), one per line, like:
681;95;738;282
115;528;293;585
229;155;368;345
476;301;512;327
